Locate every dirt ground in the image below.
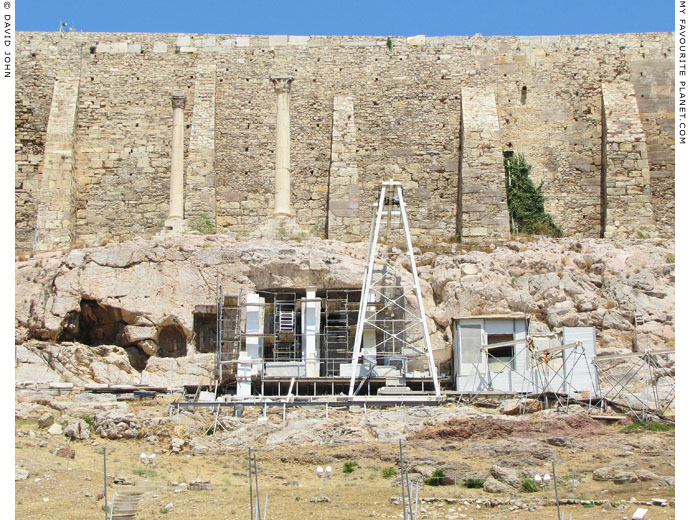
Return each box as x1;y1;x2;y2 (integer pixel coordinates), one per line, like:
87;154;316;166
15;400;675;520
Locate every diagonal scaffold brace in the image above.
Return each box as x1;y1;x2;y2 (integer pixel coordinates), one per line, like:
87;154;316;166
348;180;440;397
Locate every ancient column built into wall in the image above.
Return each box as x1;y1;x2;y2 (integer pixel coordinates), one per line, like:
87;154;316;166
253;76;306;239
272;76;293;217
163;92;188;234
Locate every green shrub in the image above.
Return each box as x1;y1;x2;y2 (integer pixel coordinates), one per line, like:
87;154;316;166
667;253;675;263
191;214;215;234
504;152;562;237
133;467;157;478
425;468;447;486
343;461;357;474
82;415;94;426
462;478;484;489
521;477;538;493
622;420;674;433
382;467;397;479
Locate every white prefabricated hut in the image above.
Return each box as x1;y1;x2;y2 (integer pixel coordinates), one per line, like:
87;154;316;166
453;314;599;397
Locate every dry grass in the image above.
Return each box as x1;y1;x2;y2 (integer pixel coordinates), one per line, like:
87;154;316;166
14;408;675;520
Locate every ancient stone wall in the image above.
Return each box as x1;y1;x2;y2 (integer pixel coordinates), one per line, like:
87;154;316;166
15;32;675;253
602;81;656;238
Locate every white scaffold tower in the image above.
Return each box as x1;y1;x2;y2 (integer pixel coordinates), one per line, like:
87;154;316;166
348;180;441;397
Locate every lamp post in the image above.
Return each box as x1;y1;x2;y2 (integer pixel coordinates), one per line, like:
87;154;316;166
316;466;332;489
139;452;156;478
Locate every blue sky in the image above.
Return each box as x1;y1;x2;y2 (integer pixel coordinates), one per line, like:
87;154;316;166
18;0;675;36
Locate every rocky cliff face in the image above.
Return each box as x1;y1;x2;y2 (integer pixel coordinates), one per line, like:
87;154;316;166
15;234;674;386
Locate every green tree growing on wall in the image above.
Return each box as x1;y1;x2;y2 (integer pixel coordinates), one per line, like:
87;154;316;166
504;152;562;237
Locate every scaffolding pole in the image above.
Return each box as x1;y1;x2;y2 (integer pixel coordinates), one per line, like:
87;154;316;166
348;181;440;397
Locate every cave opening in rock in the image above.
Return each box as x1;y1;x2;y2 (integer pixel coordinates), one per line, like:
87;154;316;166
74;299;126;346
157;324;187;357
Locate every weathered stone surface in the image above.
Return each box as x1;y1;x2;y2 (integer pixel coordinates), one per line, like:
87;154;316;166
94;409;139;439
593;466;617;481
613;471;639;484
122;326;157;344
170;437;185;453
483;476;513;494
490;465;522;489
54;445;76;458
14;236;674;398
499;399;543;415
15;466;29;481
14;32;674;255
38;412;55;429
63;418;90;440
47;423;63;435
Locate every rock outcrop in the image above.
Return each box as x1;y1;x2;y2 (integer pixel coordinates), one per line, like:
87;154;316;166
15;235;674;387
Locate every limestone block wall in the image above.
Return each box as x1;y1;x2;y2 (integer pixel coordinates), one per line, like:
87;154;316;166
327;96;360;241
75;49;199;246
629;55;675;234
14;31;675;254
16;37;82;254
459;87;510;240
186;58;217;229
495;38;610;237
601;81;656;238
35;71;80;252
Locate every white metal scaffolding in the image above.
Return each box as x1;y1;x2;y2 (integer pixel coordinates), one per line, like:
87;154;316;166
458;337;598;410
348;181;440;397
593;348;675;421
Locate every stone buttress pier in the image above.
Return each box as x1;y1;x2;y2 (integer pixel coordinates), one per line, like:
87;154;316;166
601;80;656;238
35;72;80;252
458;87;511;241
326;96;360;241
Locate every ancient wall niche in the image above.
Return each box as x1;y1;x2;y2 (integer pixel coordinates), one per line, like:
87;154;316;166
193;310;217;354
157;324;188;357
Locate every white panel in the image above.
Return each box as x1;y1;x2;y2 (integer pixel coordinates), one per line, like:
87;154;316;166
455;318;534;393
562;327;599;395
456;320;484;376
301;289;321;377
246;293;264;376
265;362;306;378
485;319;515;334
236;352;253;397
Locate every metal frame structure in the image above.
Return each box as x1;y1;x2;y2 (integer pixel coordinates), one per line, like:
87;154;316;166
593;348;675;421
216;286;245;385
215;287;365;385
457;336;599;412
348;181;440;397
